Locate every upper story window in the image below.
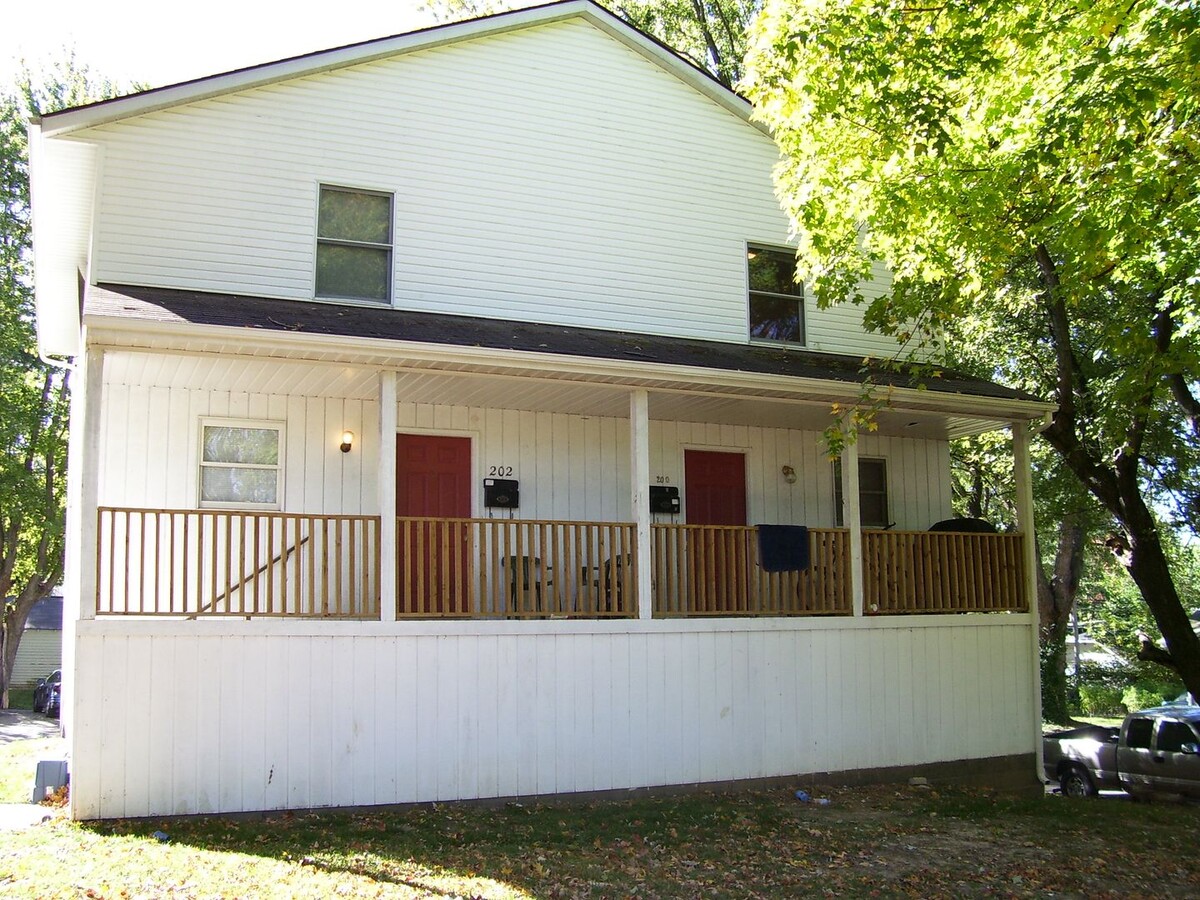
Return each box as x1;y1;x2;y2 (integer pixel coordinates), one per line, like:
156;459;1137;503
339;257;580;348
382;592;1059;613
199;420;284;509
833;457;890;528
316;185;393;303
748;245;805;345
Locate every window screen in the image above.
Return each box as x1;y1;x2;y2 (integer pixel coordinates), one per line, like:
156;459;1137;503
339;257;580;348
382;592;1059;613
316;185;393;302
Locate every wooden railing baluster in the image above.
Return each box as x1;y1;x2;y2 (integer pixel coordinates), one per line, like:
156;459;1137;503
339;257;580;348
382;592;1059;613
94;508;380;619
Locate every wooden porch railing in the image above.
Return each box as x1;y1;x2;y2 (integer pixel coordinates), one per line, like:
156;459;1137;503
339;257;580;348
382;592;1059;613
396;517;637;618
862;530;1027;613
651;525;851;616
96;507;381;617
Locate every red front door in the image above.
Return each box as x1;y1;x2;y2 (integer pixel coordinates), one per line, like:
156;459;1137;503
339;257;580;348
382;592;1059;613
684;450;747;612
397;434;472;615
684;450;747;525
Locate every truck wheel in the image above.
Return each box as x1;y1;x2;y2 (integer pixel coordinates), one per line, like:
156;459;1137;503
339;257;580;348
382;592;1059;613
1059;765;1097;798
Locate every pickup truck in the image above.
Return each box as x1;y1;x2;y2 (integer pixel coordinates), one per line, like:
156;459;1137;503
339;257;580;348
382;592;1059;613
1043;704;1200;799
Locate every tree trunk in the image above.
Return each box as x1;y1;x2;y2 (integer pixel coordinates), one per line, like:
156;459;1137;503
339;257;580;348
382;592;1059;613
1;577;57;709
1041;614;1072;724
1120;490;1200;703
1036;519;1085;725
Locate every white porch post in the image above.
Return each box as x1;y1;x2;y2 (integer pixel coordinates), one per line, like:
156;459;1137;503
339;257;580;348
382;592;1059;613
1012;420;1045;779
630;389;653;619
841;435;865;617
378;370;398;623
61;343;103;748
73;345;105;622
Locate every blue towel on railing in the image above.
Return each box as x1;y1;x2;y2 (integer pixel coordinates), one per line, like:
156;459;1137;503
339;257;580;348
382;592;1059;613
757;524;810;572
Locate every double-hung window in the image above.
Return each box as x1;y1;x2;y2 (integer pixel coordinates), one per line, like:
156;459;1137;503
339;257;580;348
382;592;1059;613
199;420;284;509
747;245;805;345
316;185;393;303
833;457;890;528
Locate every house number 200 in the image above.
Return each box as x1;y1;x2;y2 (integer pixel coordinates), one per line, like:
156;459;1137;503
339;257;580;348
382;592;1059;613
488;465;514;477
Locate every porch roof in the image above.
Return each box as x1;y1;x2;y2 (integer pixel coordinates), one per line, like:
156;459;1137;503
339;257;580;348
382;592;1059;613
86;283;1052;437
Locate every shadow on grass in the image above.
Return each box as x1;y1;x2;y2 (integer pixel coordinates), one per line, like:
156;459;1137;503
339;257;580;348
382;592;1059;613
82;786;1200;898
86;791;784;899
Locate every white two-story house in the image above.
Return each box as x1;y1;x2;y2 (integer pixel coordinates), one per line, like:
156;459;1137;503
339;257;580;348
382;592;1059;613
31;1;1051;819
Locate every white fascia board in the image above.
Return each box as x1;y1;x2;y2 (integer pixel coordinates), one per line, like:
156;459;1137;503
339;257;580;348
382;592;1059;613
85;313;1055;425
37;1;756;139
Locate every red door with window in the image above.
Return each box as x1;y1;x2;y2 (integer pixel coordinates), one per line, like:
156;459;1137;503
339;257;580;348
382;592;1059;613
397;434;472;615
684;450;747;612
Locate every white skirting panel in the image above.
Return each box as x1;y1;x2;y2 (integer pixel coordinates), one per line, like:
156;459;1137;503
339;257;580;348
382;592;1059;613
70;618;1034;819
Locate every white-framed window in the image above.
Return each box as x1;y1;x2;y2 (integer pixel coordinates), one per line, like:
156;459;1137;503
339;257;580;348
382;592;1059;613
198;419;284;509
747;244;805;345
315;184;393;303
833;457;890;528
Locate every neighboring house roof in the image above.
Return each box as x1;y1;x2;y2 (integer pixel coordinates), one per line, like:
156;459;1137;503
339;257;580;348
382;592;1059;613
34;1;750;139
24;596;63;631
88;282;1041;407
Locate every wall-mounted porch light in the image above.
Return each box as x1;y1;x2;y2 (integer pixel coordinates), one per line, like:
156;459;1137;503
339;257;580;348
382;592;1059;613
340;430;354;453
781;465;797;484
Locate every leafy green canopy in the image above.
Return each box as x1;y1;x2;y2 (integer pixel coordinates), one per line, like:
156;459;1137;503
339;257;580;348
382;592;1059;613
745;0;1200;518
744;1;1200;693
1;59;131;702
747;0;1198;356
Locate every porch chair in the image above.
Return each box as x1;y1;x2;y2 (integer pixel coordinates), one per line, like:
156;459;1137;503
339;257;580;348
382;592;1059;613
503;555;551;614
601;554;631;614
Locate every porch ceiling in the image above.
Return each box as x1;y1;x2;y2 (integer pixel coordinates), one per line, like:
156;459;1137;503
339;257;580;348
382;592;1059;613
101;348;1016;439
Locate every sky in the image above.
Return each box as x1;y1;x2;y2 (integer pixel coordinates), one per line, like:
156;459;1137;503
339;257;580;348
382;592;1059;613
5;0;442;90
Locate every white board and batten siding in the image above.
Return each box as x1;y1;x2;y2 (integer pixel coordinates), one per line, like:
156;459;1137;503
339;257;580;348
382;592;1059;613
98;380;378;515
71;618;1035;818
96;369;952;530
76;18;899;359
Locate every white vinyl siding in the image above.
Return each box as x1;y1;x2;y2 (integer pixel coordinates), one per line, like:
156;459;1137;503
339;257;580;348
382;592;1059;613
11;630;62;687
81;19;902;358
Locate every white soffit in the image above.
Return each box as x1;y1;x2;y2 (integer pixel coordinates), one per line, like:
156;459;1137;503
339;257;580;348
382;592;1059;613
99;348;1015;439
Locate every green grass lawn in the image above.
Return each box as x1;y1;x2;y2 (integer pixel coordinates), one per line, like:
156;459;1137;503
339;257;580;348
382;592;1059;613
1043;714;1124;733
2;736;1199;898
0;736;64;803
6;687;35;709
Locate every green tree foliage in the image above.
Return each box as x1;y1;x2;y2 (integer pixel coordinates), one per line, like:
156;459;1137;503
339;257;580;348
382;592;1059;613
745;1;1200;701
0;59;128;706
421;0;758;87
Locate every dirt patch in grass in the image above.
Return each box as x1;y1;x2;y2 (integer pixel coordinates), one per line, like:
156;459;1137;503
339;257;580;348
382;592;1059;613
2;762;1199;898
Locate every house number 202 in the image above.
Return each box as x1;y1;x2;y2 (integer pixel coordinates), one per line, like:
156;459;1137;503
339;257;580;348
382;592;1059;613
488;465;514;477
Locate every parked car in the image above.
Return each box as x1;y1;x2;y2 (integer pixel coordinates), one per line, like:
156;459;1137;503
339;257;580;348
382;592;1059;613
1044;705;1200;799
32;669;61;717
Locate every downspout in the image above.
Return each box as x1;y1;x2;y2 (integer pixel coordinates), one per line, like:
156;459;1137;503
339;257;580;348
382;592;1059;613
1012;417;1046;790
39;351;76;371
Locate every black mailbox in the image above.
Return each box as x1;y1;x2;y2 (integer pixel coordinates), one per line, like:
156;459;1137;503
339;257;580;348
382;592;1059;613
484;478;519;509
649;485;680;514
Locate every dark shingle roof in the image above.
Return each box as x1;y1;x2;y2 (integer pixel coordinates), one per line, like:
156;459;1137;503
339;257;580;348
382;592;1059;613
87;283;1039;404
25;596;63;631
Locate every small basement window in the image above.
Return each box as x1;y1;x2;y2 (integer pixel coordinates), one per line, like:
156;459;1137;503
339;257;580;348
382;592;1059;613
833;458;890;528
748;245;804;345
198;420;284;508
316;185;393;302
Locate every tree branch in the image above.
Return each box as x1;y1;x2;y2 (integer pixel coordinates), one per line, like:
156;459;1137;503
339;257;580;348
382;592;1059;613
1137;630;1179;671
689;0;727;86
